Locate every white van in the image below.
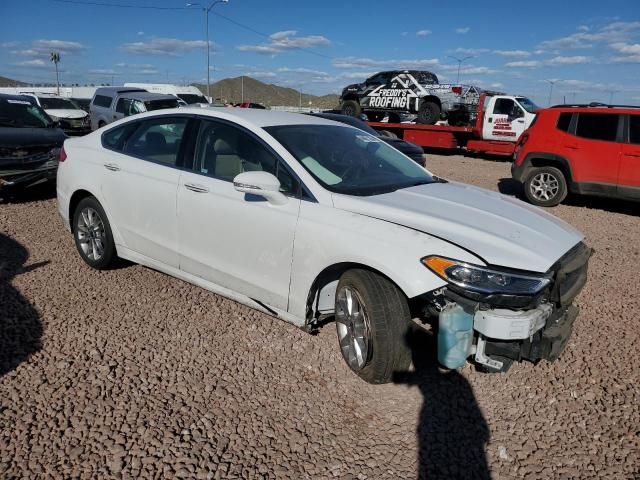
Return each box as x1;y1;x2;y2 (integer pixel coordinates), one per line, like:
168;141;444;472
124;83;209;105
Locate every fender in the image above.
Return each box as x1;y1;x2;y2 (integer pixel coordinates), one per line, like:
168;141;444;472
513;152;575;191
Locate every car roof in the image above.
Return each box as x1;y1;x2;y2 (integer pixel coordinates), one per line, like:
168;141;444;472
136;106;353;128
549;103;640;114
0;93;37;102
95;87;148;95
118;91;177;101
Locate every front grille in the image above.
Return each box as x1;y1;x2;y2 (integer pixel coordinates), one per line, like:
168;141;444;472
550;242;592;306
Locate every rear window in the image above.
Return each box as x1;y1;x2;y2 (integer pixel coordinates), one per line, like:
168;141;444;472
93;95;113;108
145;99;179;111
575;113;619;142
556;112;572;132
630;115;640;145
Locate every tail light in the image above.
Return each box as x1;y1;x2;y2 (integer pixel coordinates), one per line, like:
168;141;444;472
451;86;462;94
59;145;67;162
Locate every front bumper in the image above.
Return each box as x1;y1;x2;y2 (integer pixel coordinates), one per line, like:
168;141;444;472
0;161;58;190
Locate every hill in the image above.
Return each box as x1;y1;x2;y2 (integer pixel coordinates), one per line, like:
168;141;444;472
194;76;339;109
0;76;28;87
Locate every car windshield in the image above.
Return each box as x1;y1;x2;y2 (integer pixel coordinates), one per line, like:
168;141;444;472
0;99;53;128
144;99;180;111
517;97;539;113
265;124;435;196
177;93;208;104
38;97;78;110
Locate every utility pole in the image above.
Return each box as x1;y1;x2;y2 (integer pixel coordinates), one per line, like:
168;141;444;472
545;79;557;106
447;55;473;83
50;51;61;95
187;0;229;100
241;75;244;103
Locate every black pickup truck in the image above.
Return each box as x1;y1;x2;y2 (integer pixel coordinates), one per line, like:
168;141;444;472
339;70;483;125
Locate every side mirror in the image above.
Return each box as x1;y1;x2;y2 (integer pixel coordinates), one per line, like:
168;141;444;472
233;171;288;205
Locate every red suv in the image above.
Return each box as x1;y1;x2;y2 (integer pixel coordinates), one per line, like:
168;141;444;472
512;104;640;206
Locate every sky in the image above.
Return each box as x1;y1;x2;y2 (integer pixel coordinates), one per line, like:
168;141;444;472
1;0;639;106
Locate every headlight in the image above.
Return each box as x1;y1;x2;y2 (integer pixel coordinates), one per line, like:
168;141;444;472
422;256;551;295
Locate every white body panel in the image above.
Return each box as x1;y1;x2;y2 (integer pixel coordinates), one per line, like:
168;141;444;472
57;107;584;328
44;108;88;120
482;96;536;142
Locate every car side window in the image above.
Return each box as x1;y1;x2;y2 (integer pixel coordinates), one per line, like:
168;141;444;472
575;113;619;142
629;115;640;145
115;98;130;115
93;95;113;108
193;120;299;195
557;113;572;132
494;99;515;116
366;73;387;86
123;117;188;166
102;123;136;151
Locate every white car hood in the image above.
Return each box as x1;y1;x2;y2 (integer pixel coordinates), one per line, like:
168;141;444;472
45;109;87;119
332;181;583;273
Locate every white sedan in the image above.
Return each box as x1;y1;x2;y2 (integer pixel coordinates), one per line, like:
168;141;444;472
57;107;591;383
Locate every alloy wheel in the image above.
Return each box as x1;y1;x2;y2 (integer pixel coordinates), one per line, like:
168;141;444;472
335;286;371;370
530;172;560;202
76;207;106;261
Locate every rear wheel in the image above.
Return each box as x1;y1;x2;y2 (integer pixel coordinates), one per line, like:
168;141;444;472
524;166;568;207
340;100;361;117
335;269;412;384
417;101;441;124
73;196;117;269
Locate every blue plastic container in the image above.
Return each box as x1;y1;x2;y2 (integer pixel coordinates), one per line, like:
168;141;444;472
437;304;474;369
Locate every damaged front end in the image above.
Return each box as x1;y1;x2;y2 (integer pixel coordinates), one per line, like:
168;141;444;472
421;241;592;372
0;145;60;191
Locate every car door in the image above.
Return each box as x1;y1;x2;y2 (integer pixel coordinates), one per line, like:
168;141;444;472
483;97;526;142
177;118;302;310
618;114;640;198
100;115;191;268
568;112;621;186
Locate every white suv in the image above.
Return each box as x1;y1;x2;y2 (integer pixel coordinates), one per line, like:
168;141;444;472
56;108;591;383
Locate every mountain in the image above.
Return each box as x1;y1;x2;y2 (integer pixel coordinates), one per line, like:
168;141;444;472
194;76;340;109
0;76;28;87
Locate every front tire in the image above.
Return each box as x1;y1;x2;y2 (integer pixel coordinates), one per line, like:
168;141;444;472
524;166;568;207
335;269;412;384
73;197;117;269
340;100;361;117
417;101;441;124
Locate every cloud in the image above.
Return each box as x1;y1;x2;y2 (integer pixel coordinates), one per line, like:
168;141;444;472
278;67;329;76
538;21;640;50
546;55;592;65
455;27;470;34
137;31;144;36
577;25;590;32
450;47;489;56
122;38;210;55
88;69;117;75
416;29;432;37
14;59;49;68
115;63;155;69
494;49;530;57
32;39;85;54
504;60;543;68
0;41;19;48
237;30;330;55
333;56;440;69
609;42;640;62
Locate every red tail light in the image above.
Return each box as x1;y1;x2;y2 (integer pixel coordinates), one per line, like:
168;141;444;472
451;86;462;94
59;145;67;162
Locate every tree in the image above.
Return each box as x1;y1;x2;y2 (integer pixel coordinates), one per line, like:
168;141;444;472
50;51;61;95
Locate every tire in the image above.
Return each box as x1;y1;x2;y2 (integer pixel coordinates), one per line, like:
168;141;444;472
523;166;568;207
367;112;384;122
378;129;398;139
335;269;412;384
72;196;118;269
340;100;361;118
387;113;401;124
417;101;441;125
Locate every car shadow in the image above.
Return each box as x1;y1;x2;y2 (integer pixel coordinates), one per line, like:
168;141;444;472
0;233;45;377
0;181;57;204
394;324;491;480
498;177;639;216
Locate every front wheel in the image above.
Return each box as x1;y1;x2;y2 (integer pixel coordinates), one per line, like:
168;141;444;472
73;196;118;269
524;166;568;207
335;269;412;384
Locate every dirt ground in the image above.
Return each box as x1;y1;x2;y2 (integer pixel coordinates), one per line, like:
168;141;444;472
1;153;639;479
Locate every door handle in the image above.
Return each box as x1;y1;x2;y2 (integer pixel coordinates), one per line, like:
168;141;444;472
517;119;525;123
103;163;120;171
488;117;493;123
184;183;209;193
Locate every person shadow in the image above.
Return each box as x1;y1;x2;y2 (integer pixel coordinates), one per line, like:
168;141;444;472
394;324;491;480
0;233;45;377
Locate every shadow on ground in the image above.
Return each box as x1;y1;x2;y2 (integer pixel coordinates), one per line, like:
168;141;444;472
0;233;45;377
394;325;491;480
0;181;56;205
498;177;639;216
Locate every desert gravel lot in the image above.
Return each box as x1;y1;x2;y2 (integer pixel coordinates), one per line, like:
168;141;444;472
1;153;639;479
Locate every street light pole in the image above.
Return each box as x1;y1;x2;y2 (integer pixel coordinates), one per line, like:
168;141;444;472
187;0;228;100
447;55;473;83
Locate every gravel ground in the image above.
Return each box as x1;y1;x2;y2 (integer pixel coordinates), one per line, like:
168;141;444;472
1;154;639;479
